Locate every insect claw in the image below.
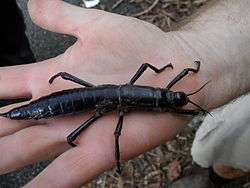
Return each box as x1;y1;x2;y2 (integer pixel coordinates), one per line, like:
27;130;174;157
69;142;77;147
48;75;57;84
163;63;173;70
169;63;174;69
67;137;77;147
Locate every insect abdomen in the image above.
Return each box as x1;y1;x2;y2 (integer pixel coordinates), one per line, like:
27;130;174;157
6;88;92;119
6;86;120;120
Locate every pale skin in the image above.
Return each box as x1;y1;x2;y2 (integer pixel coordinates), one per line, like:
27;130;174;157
0;0;249;187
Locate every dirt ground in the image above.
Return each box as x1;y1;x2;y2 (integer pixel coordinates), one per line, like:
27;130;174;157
81;0;208;187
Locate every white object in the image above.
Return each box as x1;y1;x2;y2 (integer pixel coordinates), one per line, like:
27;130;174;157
82;0;100;8
192;94;250;171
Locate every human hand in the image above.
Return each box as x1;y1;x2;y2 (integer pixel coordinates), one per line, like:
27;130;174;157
0;0;249;187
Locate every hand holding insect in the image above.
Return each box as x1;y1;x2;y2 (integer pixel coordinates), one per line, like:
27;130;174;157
0;0;249;187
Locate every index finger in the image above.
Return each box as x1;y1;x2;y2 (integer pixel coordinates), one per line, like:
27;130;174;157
0;65;31;99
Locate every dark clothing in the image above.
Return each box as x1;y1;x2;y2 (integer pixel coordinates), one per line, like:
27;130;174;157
0;0;35;106
0;0;35;66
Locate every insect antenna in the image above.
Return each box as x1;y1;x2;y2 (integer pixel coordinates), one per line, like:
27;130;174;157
187;81;211;96
188;99;212;117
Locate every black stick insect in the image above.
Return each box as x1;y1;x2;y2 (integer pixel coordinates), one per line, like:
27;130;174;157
0;61;209;173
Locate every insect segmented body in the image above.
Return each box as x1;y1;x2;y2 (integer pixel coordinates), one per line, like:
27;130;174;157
0;61;208;173
3;85;195;120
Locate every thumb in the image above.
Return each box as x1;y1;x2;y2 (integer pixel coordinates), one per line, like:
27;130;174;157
27;0;104;37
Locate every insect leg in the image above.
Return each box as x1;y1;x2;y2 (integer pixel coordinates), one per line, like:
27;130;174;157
67;113;102;147
114;111;124;174
49;72;95;87
128;63;173;85
166;61;200;90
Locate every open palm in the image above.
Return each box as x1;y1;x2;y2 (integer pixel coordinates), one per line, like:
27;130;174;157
0;1;207;187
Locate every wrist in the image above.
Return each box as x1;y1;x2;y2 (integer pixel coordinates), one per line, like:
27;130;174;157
168;29;249;110
163;0;250;108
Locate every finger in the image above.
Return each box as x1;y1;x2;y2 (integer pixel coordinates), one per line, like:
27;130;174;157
28;0;105;36
0;124;69;174
0;111;94;174
0;56;60;101
0;101;45;137
26;113;188;188
0;58;86;138
0;97;44;138
0;58;61;136
0;65;32;99
0;118;37;138
0;100;46;138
